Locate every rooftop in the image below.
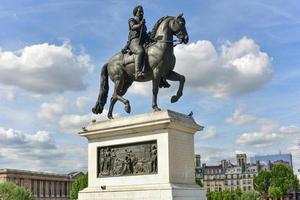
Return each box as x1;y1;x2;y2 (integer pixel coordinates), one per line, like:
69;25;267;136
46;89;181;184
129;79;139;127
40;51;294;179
0;168;83;178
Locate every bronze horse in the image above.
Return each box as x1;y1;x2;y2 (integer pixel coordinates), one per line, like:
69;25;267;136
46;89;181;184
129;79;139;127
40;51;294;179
92;14;189;119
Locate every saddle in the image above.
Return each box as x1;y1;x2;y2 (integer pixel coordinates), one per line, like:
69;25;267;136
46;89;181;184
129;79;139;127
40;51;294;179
121;40;170;88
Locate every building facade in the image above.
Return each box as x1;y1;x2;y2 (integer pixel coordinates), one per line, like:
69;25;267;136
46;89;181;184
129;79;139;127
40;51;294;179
200;154;259;192
199;153;300;199
0;169;83;200
250;153;293;170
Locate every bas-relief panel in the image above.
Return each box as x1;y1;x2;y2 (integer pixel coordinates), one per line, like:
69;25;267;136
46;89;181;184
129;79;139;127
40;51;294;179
97;140;157;177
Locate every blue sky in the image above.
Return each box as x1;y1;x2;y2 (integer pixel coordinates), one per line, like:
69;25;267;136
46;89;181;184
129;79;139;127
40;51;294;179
0;0;299;176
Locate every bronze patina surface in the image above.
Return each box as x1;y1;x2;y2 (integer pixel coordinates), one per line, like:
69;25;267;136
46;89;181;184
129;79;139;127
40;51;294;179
97;140;157;177
92;5;189;119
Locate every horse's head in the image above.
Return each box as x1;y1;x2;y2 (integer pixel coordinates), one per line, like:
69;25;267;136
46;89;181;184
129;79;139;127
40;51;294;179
170;14;189;44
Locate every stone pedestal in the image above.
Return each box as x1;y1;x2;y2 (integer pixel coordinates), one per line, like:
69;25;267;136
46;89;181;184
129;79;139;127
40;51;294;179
78;110;207;200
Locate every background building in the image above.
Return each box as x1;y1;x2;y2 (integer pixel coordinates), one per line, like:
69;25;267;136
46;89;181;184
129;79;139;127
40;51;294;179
200;154;259;192
250;153;293;170
0;169;83;200
195;154;201;178
199;153;300;199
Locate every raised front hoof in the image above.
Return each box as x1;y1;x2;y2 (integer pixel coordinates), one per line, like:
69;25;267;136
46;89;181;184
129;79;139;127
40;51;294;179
171;95;179;103
124;103;131;114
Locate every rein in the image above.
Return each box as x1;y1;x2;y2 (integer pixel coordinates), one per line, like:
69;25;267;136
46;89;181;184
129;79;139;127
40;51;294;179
154;36;182;47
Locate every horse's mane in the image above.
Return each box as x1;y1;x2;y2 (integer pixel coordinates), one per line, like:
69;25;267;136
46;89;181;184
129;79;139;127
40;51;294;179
150;16;172;39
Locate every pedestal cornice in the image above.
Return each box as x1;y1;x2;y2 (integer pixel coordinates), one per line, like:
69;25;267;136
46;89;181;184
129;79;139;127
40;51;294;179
79;110;203;139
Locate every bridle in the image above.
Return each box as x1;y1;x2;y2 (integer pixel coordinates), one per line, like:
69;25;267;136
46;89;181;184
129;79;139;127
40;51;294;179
154;17;186;47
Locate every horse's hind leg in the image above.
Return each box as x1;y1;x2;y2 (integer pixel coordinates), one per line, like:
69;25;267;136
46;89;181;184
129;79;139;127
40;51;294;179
166;70;185;103
107;71;131;119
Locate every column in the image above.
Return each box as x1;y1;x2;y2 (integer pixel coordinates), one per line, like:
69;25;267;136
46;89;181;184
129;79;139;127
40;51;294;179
33;180;37;197
62;181;65;197
51;181;55;197
39;180;43;197
56;181;60;197
66;181;70;198
45;181;48;197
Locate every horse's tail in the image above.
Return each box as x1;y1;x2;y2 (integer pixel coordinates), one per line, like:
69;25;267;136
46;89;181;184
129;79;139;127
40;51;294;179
92;63;109;114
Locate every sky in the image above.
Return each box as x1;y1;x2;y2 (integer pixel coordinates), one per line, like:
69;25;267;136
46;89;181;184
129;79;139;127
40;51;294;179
0;0;299;176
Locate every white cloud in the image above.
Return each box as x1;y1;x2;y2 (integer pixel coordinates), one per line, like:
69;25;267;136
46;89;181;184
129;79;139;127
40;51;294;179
0;127;55;149
0;84;16;100
0;126;87;173
37;96;110;134
37;97;69;122
196;146;245;165
128;81;152;96
225;105;258;125
228;106;299;147
279;125;300;135
176;37;272;97
59;111;109;134
127;37;272;98
287;139;300;175
76;96;91;111
0;42;94;94
236;131;282;147
59;113;93;134
199;126;217;140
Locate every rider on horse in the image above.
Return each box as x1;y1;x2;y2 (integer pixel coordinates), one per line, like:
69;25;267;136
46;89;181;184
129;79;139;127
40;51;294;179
122;5;149;80
122;5;170;87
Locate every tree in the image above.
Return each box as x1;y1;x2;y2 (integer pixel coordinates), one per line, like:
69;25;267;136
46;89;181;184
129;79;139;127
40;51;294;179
222;189;231;200
269;164;299;198
240;190;262;200
254;164;299;199
70;173;88;200
268;186;283;199
234;187;242;198
253;170;271;198
195;178;203;187
0;182;34;200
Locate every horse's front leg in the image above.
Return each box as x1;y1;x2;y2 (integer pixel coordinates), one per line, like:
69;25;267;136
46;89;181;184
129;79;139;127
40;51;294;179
166;71;185;103
152;69;161;111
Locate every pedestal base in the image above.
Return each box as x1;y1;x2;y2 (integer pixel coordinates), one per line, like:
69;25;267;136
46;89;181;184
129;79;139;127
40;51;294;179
78;183;206;200
78;110;207;200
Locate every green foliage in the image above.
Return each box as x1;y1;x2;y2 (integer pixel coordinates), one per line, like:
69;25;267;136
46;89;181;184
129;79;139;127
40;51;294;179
268;186;283;199
240;190;262;200
207;191;223;200
270;163;299;196
195;178;203;187
253;163;299;199
70;173;88;200
253;170;271;197
206;188;244;200
234;187;242;197
0;182;34;200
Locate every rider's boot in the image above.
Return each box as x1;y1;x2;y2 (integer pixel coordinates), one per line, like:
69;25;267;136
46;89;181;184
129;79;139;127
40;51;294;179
135;53;145;80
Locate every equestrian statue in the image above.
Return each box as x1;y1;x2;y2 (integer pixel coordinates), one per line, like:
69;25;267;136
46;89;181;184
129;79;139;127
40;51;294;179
92;5;189;119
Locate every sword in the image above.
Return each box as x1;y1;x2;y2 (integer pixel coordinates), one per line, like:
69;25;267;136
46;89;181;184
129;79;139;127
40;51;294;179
138;19;145;45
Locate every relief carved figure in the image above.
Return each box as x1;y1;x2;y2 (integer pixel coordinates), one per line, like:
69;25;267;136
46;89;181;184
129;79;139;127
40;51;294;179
98;141;157;177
